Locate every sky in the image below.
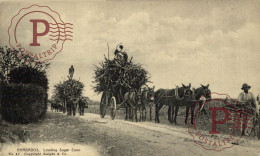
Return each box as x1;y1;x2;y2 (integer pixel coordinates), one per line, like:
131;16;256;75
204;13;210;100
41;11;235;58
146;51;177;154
0;0;259;101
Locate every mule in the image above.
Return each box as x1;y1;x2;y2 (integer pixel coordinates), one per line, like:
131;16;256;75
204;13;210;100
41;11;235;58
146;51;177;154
51;102;63;112
124;86;155;122
185;84;211;125
154;84;192;124
78;97;87;116
124;90;139;122
139;86;155;121
51;102;55;112
67;97;78;116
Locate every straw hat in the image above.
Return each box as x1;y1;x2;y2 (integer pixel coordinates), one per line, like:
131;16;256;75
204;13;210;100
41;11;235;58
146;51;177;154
241;83;251;90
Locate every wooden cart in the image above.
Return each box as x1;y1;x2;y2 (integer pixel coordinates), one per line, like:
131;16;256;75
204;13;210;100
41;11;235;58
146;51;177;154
99;89;129;120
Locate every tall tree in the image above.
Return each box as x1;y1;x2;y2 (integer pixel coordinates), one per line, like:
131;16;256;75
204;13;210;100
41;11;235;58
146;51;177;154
0;46;50;83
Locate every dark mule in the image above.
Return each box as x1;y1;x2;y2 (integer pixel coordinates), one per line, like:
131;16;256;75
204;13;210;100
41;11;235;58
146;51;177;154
78;97;87;116
140;86;155;121
51;102;55;112
51;102;63;112
185;84;211;125
67;97;78;116
154;84;192;124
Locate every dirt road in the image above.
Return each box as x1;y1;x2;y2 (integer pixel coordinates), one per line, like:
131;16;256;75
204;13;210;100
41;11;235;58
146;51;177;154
78;112;260;156
1;110;260;156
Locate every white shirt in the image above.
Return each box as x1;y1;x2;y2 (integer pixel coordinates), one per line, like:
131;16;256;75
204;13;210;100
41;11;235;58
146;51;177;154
238;92;259;114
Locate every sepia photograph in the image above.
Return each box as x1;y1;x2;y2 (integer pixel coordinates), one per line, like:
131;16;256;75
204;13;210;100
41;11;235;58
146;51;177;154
0;0;259;155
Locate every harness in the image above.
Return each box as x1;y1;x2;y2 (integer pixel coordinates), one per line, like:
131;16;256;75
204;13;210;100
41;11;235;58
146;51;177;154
190;89;197;101
191;87;210;101
126;89;142;108
141;90;151;105
175;86;185;100
155;86;190;105
127;87;152;107
137;85;149;104
191;88;203;101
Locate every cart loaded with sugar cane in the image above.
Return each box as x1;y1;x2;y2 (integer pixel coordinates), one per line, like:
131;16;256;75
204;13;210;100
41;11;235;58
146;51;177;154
224;98;259;137
93;44;151;120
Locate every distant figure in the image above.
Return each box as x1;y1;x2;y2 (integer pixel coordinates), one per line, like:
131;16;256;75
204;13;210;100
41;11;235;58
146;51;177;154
69;65;74;79
114;44;128;63
237;83;259;135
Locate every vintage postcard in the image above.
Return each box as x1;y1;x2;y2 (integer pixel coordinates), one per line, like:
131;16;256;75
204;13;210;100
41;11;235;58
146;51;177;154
0;0;259;156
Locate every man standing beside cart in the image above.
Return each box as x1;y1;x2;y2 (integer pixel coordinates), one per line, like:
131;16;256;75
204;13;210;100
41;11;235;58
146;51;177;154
238;83;259;136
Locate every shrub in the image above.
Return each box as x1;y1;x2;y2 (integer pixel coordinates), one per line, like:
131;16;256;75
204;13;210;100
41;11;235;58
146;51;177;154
1;83;47;124
8;66;48;90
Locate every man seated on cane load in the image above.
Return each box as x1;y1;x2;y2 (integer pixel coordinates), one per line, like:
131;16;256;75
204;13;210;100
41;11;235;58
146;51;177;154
238;83;259;136
114;44;128;64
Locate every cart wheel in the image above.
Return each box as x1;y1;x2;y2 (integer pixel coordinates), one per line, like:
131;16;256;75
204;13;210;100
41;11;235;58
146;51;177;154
110;96;116;120
100;92;107;118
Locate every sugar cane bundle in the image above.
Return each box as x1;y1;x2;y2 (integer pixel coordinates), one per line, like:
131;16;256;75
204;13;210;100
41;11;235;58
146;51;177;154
93;54;150;95
63;79;84;98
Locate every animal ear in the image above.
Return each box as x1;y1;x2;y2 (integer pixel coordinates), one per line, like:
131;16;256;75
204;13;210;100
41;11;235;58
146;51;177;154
182;83;186;88
153;86;155;90
207;84;209;88
200;84;205;88
189;83;191;88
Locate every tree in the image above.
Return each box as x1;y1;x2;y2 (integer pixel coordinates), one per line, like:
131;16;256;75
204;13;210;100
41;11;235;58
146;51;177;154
0;46;50;83
53;82;67;105
53;79;84;113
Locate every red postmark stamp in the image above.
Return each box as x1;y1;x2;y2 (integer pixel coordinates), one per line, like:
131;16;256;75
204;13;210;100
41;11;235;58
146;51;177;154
187;92;254;151
8;4;73;62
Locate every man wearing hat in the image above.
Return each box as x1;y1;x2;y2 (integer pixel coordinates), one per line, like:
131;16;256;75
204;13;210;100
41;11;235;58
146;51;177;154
114;44;128;63
238;83;259;135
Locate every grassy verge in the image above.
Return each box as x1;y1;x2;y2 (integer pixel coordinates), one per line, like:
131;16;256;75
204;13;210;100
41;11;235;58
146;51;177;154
0;116;30;143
